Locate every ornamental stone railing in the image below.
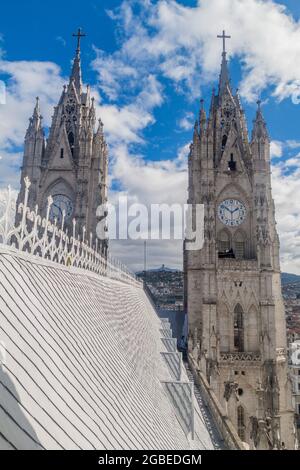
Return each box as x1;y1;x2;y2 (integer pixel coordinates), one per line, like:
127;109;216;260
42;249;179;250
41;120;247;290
217;258;258;271
276;347;287;363
188;353;246;450
0;177;142;288
219;351;262;363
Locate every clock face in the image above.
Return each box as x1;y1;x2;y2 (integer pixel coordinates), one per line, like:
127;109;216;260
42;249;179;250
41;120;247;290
49;194;73;224
218;199;246;227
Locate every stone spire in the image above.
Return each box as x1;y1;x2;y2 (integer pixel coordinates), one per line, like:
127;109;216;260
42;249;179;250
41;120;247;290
193;119;199;142
70;28;86;94
26;97;44;138
17;29;109;253
217;30;231;94
94;118;105;151
96;118;104;137
199;99;206;136
252;100;269;141
199;99;206;124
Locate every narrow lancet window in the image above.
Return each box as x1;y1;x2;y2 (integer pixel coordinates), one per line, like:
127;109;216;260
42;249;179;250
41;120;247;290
234;304;244;352
237;405;246;441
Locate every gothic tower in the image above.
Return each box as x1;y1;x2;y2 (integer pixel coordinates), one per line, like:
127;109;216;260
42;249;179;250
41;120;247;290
17;30;108;254
185;32;296;449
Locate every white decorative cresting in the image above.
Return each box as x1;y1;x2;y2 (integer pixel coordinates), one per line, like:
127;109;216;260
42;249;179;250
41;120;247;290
0;177;141;287
220;352;262;363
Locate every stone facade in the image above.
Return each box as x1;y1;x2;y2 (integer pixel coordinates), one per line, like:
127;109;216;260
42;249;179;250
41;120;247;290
16;31;108;254
289;340;300;441
185;38;297;449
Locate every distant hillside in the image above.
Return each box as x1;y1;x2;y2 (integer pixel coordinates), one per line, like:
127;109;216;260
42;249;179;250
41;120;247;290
136;267;183;309
138;267;300;286
137;268;300;309
281;273;300;285
136;264;179;275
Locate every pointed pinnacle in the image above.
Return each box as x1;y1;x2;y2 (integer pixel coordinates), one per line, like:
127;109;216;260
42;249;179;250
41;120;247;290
33;96;40;115
257;99;262;111
97;118;104;135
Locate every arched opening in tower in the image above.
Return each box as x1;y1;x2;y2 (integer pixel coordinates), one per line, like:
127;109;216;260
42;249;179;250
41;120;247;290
68;132;75;156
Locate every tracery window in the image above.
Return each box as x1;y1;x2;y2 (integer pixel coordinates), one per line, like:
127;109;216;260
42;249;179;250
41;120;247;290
218;230;230;252
222;135;227;151
234;232;245;259
234;304;244;352
237;405;246;441
68;132;75;156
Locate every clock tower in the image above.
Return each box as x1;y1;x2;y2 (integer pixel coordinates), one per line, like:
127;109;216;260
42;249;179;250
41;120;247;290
16;30;108;254
185;32;296;449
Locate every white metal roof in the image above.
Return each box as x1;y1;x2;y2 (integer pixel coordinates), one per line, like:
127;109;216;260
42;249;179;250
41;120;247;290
0;246;215;450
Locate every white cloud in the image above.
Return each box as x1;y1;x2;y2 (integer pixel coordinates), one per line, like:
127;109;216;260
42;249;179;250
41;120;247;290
0;60;65;188
0;52;176;270
92;49;139;101
286;140;300;150
270;140;283;159
95;74;163;145
178;112;194;131
272;156;300;274
111;143;187;204
99;0;300;103
56;36;66;47
90;1;300;271
0;60;64;150
0;150;22;187
108;142;188;270
2;0;300;274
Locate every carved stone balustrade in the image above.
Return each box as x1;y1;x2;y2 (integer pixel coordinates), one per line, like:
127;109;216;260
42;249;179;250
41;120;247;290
220;351;262;364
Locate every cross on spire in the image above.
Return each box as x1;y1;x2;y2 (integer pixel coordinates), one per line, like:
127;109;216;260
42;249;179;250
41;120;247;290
217;30;231;55
72;28;86;52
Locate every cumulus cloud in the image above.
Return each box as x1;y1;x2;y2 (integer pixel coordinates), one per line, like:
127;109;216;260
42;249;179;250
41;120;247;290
0;60;65;187
2;0;300;273
111;143;187;204
270;140;283;159
95;0;300;103
272;155;300;274
109;142;188;271
178;112;194;131
97;74;163;144
93;49;139;101
0;61;64;145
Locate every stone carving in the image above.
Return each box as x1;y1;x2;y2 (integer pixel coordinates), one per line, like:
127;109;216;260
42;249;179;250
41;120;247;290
224;380;239;402
250;415;282;450
220;352;261;363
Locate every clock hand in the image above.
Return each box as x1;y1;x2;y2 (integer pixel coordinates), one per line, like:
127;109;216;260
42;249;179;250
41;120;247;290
53;204;63;219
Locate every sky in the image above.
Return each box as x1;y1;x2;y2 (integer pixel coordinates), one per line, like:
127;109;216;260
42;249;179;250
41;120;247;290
1;0;300;272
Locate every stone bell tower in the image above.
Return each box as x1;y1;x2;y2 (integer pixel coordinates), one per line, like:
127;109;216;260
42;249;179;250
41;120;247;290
185;31;296;449
17;29;108;254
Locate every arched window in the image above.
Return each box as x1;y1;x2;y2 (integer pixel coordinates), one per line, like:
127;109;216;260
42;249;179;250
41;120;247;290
68;132;75;156
247;306;259;351
221;135;227;151
234;304;244;352
218;230;230;253
219;303;230;352
234;231;245;259
228;153;237;171
237;405;246;441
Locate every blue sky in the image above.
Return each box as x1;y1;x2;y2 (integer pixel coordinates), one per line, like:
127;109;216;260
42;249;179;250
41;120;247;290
1;0;300;272
0;0;298;146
